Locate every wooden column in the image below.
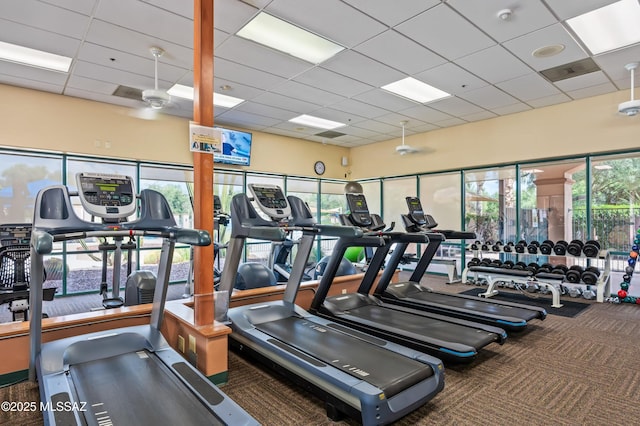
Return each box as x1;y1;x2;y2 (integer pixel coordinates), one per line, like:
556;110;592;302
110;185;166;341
193;0;215;326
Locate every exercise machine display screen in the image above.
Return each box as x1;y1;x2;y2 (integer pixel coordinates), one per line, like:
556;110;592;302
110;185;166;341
214;195;222;214
248;184;291;220
406;197;426;225
346;193;372;227
76;173;137;219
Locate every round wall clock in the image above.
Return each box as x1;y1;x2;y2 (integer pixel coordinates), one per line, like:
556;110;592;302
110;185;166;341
314;160;326;175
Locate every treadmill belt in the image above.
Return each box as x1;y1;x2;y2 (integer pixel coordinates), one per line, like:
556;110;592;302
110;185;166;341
256;317;433;398
346;304;496;349
400;286;539;321
70;351;224;426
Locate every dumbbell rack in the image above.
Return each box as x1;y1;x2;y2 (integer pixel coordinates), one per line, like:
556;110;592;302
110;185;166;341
461;245;611;305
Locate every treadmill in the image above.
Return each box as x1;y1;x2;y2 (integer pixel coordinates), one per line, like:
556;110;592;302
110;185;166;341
29;173;257;426
218;184;444;425
370;196;546;331
309;192;507;364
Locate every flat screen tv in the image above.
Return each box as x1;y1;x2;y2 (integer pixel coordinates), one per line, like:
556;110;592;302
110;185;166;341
214;127;252;166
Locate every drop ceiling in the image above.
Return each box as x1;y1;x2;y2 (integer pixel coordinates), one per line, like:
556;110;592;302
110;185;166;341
1;0;639;147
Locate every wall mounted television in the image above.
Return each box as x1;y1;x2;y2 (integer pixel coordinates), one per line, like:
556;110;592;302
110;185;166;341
214;127;252;166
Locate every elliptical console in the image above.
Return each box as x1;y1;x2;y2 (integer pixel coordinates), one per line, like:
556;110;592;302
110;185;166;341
76;172;136;221
248;183;291;220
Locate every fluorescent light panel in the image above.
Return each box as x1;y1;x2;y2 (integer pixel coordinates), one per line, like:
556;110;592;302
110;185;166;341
167;84;244;108
567;0;640;55
0;41;71;72
237;12;344;64
381;77;451;104
289;114;346;130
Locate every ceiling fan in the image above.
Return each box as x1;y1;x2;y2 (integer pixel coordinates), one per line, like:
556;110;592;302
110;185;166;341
395;121;421;155
618;62;640;117
141;47;171;110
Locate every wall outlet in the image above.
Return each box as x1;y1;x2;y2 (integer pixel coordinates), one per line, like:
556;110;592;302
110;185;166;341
188;335;196;353
177;335;185;353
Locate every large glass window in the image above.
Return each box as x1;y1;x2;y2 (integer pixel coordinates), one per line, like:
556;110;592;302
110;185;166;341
383;177;417;228
464;167;515;244
0;152;62;223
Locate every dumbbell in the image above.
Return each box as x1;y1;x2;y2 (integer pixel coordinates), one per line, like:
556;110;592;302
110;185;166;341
501;260;515;269
539;240;555;255
551;264;569;276
492;241;504;252
479;258;492;266
525;262;540;273
553;240;568;255
489;259;503;268
527;240;540;254
481;241;493;251
565;265;584;283
567;240;584;257
582;287;596;300
568;286;583;298
537;263;554;273
580;266;601;285
515;240;527;253
503;242;514;252
467;257;481;268
512;261;527;271
470;240;481;251
583;240;601;258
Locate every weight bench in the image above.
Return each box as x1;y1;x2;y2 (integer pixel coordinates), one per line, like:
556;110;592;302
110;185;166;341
462;265;563;308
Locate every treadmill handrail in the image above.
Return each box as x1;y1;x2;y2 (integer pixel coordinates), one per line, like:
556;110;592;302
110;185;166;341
31;228;210;255
316;224;363;238
246;226;287;241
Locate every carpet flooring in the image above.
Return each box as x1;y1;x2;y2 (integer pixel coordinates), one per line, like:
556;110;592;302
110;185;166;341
3;276;640;425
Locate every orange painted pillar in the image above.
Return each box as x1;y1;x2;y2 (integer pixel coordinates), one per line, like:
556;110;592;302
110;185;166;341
192;0;215;326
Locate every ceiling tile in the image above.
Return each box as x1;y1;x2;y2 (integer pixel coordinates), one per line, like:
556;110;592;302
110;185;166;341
40;0;98;16
0;72;63;94
353;89;417;112
593;44;640;81
565;82;617;99
461;110;498;122
292;67;373;98
543;0;619;20
553;70;611;92
215;109;281;127
447;0;557;42
456;45;532;84
414;62;489;95
73;60;161;91
374;113;427;128
503;23;588;71
251;92;322;114
321;50;405;87
350;120;401;134
354;30;446;75
265;0;387;48
2;0;91;39
0;61;69;85
397;105;453;123
214;57;286;92
341;0;439;27
329;98;391;119
0;18;80;57
496;72;561;101
213;0;260;33
395;3;496;60
270;81;345;107
66;75;118;95
216;36;313;79
526;93;572;108
305;107;368;125
433;117;467;127
490;102;532;115
459;85;520;109
429;97;485;116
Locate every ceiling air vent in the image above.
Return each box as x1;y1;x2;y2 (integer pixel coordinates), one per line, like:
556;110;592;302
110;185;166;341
113;85;143;100
539;58;601;83
315;130;346;138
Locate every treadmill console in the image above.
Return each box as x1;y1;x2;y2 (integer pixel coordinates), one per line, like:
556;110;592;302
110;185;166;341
76;173;137;220
0;224;31;247
248;184;291;220
346;193;372;227
405;197;438;229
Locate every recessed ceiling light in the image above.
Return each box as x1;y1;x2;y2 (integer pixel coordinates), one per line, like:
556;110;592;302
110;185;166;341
381;77;451;104
237;12;344;64
289;114;346;130
0;41;72;72
566;0;640;55
532;44;565;58
167;83;244;107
